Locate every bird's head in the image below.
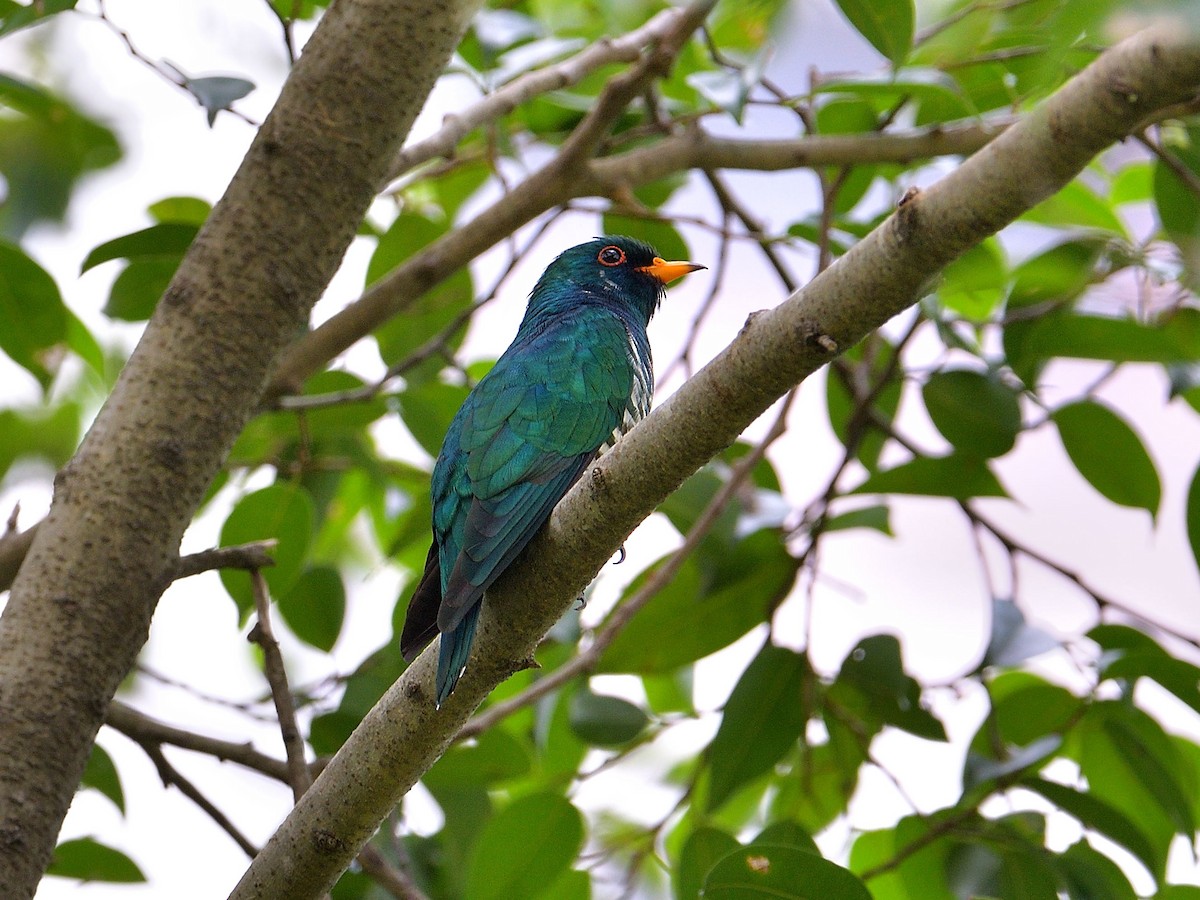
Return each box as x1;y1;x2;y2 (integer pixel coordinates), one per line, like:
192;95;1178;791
529;235;705;325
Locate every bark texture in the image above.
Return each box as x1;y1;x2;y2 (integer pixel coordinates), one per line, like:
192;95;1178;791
230;25;1200;899
0;1;480;895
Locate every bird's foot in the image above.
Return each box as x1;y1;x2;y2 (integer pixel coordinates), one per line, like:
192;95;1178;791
574;593;587;610
613;543;627;565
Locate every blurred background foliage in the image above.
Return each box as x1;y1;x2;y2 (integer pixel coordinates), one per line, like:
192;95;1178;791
5;0;1200;896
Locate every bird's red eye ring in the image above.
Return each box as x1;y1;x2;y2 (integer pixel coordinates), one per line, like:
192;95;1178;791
598;245;626;266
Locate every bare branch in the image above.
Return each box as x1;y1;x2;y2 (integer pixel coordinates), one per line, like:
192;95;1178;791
248;571;312;801
176;540;278;580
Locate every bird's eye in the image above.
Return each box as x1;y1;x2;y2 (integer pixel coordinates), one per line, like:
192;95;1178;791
597;245;626;267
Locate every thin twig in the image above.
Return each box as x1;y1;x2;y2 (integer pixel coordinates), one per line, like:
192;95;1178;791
248;570;312;801
141;741;260;857
175;540;278;579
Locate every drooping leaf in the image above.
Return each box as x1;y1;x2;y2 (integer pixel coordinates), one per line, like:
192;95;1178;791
852;453;1007;500
278;565;345;652
219;483;315;619
0;241;68;387
832;0;914;66
706;643;809;811
45;838;145;883
922;369;1022;458
936;239;1007;321
834;635;946;741
81;223;199;273
80;744;125;815
0;0;78;37
1052;400;1160;518
823;504;892;535
1188;463;1200;578
568;687;648;746
464;793;584;900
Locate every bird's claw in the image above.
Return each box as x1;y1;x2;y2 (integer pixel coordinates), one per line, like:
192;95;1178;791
574;593;587;610
614;543;627;565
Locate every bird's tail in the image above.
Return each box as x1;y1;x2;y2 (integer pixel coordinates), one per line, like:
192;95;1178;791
436;603;481;707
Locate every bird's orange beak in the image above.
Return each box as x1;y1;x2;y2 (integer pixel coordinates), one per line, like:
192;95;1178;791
637;257;706;284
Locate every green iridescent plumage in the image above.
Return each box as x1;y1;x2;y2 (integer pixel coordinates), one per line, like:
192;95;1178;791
400;236;703;705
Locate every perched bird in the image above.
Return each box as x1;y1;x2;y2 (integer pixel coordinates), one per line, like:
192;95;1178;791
400;235;704;705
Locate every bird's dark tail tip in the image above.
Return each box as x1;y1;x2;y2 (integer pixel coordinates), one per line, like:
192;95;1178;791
435;603;482;707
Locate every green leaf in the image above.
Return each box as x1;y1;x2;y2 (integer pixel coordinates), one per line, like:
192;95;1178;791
1056;839;1138;900
465;793;584;900
598;530;794;675
0;74;121;237
104;258;181;322
46;838;145;883
1154;135;1200;249
823;503;892;535
0;241;68;387
147;195;212;225
397;380;471;458
703;844;871;899
1006;308;1200;373
936;240;1007;321
852;452;1007;499
1008;238;1105;309
568;688;648;746
1022;778;1160;880
1052;400;1160;518
0;402;81;481
371;213;474;380
425;727;532;789
1188;463;1200;578
922;369;1022;458
676;827;739;900
826;336;903;471
707;644;808;811
814;69;969;118
219;483;315;619
0;0;77;37
81;744;125;815
1023;179;1127;236
278;565;345;652
835;635;946;741
1110;161;1154;206
832;0;914;66
81;222;198;273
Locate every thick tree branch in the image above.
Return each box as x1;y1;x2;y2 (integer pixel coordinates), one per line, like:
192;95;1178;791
0;0;482;895
231;25;1200;900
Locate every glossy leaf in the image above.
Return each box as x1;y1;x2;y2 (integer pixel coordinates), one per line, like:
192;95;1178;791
568;688;648;746
464;793;584;900
852;453;1007;500
278;565;345;652
1052;400;1160;518
219;483;315;618
46;838;145;883
922;369;1022;458
704;844;870;899
833;0;914;66
707;643;808;811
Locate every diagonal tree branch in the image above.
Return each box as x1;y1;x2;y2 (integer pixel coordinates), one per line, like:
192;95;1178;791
230;24;1200;900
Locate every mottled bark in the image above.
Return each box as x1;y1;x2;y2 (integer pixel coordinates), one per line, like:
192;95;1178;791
0;1;480;895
